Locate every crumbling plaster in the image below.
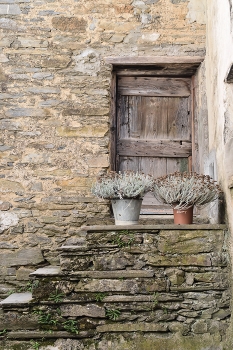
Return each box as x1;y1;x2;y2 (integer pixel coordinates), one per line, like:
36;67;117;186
205;3;233;347
205;0;233;228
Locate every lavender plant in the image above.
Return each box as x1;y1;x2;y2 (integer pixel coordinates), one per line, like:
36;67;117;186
153;172;222;210
92;171;153;199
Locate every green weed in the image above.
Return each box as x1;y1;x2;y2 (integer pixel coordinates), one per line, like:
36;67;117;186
62;320;79;334
18;280;39;293
112;233;135;248
0;329;7;336
105;308;121;321
146;292;159;311
30;340;41;350
48;290;65;303
34;310;58;326
95;292;107;302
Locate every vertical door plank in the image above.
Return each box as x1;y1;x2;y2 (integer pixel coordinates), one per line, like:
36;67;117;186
139;157;167;177
129;96;141;138
167;97;191;140
110;73;117;170
118;95;130;139
119;156;139;172
138;97;169;139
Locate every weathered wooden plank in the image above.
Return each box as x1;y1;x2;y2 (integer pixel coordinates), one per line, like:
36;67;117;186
129;96;141;138
117;139;192;157
125;96;190;140
191;76;195;172
119;156;139;173
110;73;117;170
118;95;129;139
136;97;169;139
118;77;191;97
105;56;204;65
167;97;191;140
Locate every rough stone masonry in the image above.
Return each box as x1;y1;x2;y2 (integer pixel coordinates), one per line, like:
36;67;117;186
0;0;206;292
0;225;230;350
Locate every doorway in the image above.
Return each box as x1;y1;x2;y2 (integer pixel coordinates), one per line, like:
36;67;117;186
107;57;203;214
115;76;192;214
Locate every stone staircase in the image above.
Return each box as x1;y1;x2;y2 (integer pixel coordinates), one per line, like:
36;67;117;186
0;224;231;350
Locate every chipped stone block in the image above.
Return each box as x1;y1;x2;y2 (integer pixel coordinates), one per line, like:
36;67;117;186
56;126;108;138
0;4;21;15
75;278;166;293
0;248;44;267
61;304;105;318
52;16;87;32
191;320;208;334
0;201;12;211
147;253;212;267
73;49;100;76
40;56;71;68
165;268;185;286
16;267;34;281
158;230;224;254
0;211;19;231
5;108;48;118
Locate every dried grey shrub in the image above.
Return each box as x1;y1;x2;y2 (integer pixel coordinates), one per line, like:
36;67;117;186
152;172;222;210
92;171;153;199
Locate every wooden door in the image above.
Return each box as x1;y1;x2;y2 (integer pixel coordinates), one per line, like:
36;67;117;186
116;76;192;214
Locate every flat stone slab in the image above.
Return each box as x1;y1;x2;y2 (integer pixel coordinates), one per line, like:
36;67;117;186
103;293;183;302
0;292;33;305
71;270;155;278
7;330;95;339
61;304;105;317
30;265;61;276
97;322;168;332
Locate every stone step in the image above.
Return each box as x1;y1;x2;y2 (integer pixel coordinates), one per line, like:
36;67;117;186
30;266;61;277
82;224;227;232
0;292;33;307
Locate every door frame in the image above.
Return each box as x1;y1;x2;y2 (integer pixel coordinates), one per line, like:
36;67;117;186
107;56;204;172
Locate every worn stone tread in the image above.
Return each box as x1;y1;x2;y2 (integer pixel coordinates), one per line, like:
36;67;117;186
83;224;227;232
0;292;33;305
30;266;61;276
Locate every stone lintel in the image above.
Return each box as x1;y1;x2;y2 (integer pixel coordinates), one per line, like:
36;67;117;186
105;56;204;65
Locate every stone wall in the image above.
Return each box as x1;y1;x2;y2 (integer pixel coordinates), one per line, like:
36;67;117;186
0;0;206;291
0;225;230;349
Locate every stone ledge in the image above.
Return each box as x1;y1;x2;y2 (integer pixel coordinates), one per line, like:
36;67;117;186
0;292;33;306
30;266;61;276
83;224;227;232
6;330;96;339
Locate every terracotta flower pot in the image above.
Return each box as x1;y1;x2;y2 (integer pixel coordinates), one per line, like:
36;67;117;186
173;206;193;224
